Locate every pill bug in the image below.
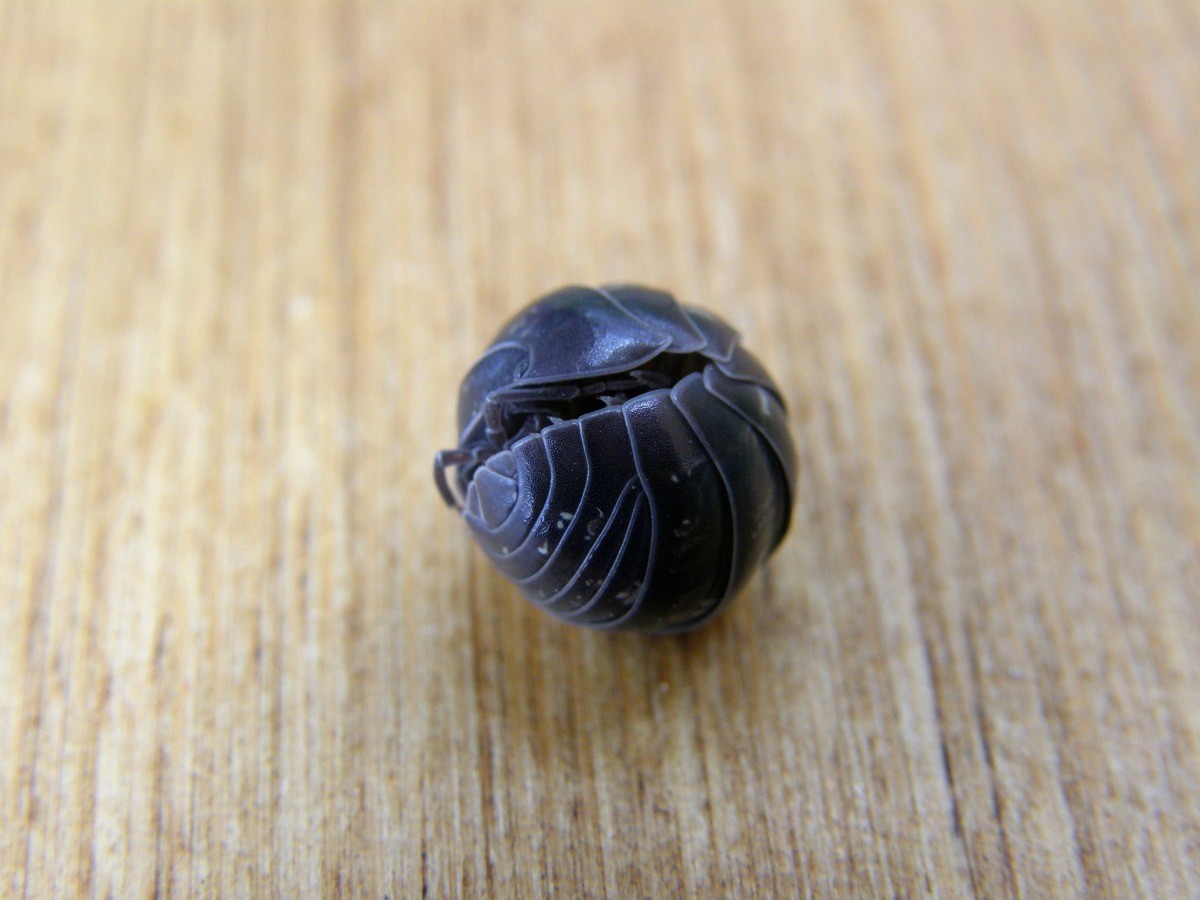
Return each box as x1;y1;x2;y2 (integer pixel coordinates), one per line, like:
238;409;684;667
434;284;798;633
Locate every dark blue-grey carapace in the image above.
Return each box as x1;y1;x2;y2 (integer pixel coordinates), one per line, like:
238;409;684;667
434;284;797;633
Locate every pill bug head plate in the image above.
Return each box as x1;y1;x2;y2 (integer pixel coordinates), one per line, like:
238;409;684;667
434;284;798;633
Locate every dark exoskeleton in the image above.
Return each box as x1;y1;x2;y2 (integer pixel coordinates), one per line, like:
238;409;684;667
434;284;798;633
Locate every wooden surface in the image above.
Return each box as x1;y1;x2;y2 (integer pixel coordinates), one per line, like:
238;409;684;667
2;2;1198;896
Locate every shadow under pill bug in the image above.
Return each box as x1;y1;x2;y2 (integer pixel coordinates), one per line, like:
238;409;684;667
434;284;798;634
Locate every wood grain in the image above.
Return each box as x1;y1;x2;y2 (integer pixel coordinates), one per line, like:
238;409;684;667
1;2;1198;896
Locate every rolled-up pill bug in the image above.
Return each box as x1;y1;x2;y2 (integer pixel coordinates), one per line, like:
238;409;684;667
434;284;798;633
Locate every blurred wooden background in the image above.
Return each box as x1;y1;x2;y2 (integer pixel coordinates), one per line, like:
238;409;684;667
2;1;1198;896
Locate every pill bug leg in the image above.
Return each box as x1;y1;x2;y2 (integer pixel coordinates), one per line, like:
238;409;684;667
482;383;582;446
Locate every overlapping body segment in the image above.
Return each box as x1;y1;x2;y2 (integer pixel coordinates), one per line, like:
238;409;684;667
435;284;798;633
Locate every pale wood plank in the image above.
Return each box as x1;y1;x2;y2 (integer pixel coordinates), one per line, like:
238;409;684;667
0;2;1197;896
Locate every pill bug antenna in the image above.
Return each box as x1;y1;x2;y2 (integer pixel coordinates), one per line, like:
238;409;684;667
433;447;480;510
